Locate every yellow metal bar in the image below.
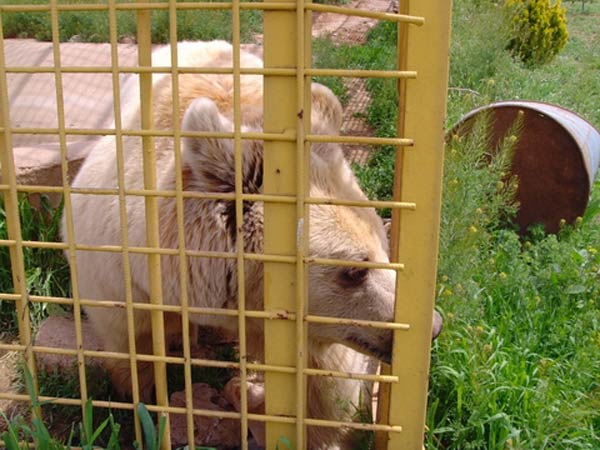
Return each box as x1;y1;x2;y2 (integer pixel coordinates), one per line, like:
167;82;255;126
0;13;39;410
263;0;300;446
307;197;416;209
381;2;453;449
306;68;417;79
4;126;415;147
3;185;418;210
308;258;404;270
305;3;424;24
231;2;251;449
136;2;171;447
0;0;423;20
165;0;197;446
375;3;412;440
0;1;300;13
3;66;300;78
107;0;143;441
0;1;299;13
306;134;413;146
305;315;409;330
296;4;311;446
48;0;92;423
0;389;401;436
2;127;297;142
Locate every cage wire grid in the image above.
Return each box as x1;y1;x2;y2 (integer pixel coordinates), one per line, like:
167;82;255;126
0;1;451;449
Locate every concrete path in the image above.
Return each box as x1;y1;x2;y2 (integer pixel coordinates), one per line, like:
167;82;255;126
2;39;141;189
2;0;395;186
4;39;139;148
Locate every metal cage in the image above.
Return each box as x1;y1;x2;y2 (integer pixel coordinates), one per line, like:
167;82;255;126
0;1;451;449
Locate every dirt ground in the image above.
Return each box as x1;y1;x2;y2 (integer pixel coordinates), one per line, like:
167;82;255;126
313;0;393;44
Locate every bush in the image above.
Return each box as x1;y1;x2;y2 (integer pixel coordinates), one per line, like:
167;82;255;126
505;0;569;67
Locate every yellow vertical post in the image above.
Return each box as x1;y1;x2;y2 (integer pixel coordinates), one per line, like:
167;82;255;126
375;2;413;444
136;3;171;448
107;0;142;442
295;1;311;448
263;0;300;447
165;1;197;447
0;19;38;406
48;0;90;422
382;1;452;449
232;2;251;450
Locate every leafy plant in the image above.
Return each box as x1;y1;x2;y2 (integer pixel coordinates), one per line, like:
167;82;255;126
0;367;189;449
275;436;295;450
0;195;71;334
505;0;569;66
134;403;166;450
1;365;121;449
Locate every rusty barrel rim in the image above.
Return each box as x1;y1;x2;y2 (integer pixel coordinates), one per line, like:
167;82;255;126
451;100;600;233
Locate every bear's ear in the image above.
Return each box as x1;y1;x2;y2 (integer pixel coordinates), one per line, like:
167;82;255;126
309;83;347;169
310;83;343;135
182;97;235;192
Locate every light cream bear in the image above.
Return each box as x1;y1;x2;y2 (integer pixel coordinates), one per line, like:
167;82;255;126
64;41;435;449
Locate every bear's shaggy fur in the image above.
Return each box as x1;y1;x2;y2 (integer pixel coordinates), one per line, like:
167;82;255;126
63;41;400;449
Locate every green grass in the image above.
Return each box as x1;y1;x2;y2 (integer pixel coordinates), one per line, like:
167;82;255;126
312;1;600;448
166;343;237;393
0;195;70;334
4;365;229;449
428;129;600;450
0;0;263;44
1;366;175;450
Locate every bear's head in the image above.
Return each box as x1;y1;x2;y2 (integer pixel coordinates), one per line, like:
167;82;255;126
180;84;436;364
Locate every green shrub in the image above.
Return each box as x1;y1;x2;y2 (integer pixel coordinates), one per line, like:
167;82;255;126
505;0;569;67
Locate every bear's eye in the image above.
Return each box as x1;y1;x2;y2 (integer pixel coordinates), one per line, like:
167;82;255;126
338;266;369;288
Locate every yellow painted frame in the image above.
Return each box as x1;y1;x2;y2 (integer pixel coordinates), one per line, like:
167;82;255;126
377;1;453;449
0;1;451;449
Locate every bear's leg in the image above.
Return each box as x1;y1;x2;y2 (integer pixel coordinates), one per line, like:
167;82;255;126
112;312;199;402
86;304;156;402
223;376;266;446
104;353;155;403
162;312;200;352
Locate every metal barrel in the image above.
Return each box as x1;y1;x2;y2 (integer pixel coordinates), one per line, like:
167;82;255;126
451;101;600;234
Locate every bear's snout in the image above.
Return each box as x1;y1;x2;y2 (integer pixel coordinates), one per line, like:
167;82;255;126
359;310;442;365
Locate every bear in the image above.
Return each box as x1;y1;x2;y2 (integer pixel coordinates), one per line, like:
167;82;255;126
63;40;439;449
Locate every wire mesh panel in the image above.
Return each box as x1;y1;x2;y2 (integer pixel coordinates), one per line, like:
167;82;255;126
0;1;451;449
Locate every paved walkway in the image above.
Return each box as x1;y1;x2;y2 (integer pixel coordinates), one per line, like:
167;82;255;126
4;39;139;148
3;0;394;175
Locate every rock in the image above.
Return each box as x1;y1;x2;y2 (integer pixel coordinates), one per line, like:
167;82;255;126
34;315;104;373
223;377;266;447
